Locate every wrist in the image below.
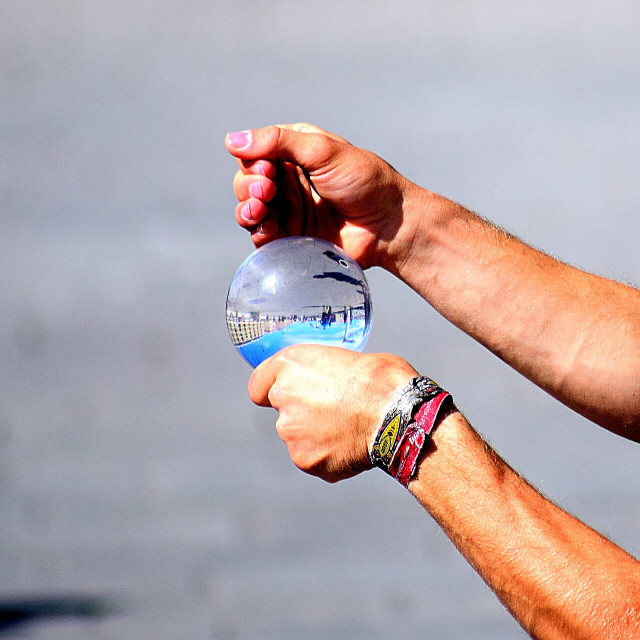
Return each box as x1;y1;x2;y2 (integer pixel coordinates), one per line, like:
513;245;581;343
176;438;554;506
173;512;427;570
377;179;440;277
406;410;497;516
369;376;453;487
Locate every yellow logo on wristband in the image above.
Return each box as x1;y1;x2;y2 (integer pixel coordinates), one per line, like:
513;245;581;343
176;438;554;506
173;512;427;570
377;414;401;461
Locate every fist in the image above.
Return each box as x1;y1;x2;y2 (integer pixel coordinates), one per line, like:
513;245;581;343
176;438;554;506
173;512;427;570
249;344;418;482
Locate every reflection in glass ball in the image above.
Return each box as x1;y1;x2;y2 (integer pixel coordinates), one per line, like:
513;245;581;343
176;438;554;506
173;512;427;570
226;237;372;367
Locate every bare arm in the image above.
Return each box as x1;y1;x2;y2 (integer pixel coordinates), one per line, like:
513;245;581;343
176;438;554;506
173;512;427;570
249;345;640;640
390;184;640;439
226;125;640;439
413;409;640;640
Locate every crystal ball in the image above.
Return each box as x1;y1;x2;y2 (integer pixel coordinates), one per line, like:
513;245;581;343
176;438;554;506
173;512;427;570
226;237;372;367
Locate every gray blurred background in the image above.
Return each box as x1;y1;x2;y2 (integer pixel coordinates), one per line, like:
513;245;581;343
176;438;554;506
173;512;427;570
1;2;639;638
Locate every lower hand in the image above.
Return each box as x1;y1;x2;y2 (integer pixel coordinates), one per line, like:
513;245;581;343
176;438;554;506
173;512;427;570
248;344;418;482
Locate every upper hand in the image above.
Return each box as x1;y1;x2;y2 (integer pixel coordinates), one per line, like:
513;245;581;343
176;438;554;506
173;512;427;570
225;123;409;270
248;344;418;483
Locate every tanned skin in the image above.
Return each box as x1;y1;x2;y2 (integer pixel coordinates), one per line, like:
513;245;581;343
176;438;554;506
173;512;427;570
226;124;640;639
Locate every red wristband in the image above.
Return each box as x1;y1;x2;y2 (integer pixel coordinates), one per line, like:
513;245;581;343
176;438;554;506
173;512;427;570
388;391;451;487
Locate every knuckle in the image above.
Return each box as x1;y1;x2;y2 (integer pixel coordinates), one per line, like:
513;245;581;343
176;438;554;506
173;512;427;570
267;385;282;409
264;124;283;148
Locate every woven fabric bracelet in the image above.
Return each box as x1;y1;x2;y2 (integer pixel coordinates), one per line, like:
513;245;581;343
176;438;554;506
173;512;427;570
370;376;452;486
389;391;452;486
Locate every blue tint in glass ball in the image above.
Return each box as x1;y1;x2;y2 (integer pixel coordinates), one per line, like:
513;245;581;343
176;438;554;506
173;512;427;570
226;237;372;367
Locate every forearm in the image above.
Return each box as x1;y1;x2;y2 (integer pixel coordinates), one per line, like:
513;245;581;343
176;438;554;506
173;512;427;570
227;126;640;435
410;410;640;639
384;181;640;438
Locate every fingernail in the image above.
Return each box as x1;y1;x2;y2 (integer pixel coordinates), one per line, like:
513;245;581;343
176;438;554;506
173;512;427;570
252;161;266;177
226;130;252;149
240;202;254;223
249;180;263;199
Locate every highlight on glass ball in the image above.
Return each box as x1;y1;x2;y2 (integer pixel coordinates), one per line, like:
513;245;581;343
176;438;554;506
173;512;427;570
226;237;373;367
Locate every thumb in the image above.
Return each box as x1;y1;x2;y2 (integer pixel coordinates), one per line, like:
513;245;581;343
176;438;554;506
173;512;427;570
225;124;348;171
247;352;283;408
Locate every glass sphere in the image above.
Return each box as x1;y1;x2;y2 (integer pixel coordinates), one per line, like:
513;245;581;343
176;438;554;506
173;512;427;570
226;237;372;367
